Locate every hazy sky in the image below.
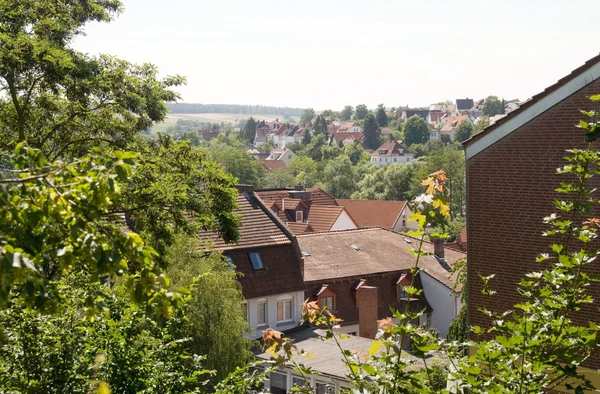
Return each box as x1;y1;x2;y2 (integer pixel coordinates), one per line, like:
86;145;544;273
73;0;600;110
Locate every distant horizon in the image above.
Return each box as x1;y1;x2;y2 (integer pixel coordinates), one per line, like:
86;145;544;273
73;0;600;109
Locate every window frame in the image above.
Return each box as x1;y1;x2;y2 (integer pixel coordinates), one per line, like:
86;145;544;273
319;295;334;311
295;210;303;223
257;300;267;326
248;251;264;270
277;298;293;323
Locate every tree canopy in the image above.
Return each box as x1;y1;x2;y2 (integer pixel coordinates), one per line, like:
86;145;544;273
354;104;368;120
454;120;473;143
403;115;430;145
376;104;388;127
482;95;504;116
300;108;316;124
362;113;382;149
340;105;354;121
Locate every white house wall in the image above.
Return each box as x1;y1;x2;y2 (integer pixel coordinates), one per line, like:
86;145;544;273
246;290;305;339
420;272;461;338
393;205;419;232
330;210;358;231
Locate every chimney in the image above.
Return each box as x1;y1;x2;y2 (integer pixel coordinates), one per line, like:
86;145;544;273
433;237;445;259
295;184;304;191
357;285;378;339
236;184;255;194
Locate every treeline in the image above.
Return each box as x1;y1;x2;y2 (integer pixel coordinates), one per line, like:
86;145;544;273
166;103;305;116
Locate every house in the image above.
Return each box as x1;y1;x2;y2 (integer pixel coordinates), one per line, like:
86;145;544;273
256;186;357;235
429;103;456;113
298;228;464;338
369;140;415;165
337;122;362;133
247;148;269;161
197;187;305;339
267;148;295;165
197;129;222;141
260;159;287;172
471;99;484;111
336;199;417;232
436;114;471;140
463;53;600;377
455;98;474;113
396;106;429;121
427;110;446;126
331;131;364;146
254;125;272;147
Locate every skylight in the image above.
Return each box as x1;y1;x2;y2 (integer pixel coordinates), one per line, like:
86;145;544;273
301;251;311;257
403;238;412;244
350;244;360;251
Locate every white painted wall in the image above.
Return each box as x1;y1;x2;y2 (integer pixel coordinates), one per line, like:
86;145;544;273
330;210;358;231
245;290;305;339
393;205;419;232
370;155;414;165
260;365;355;394
420;272;462;338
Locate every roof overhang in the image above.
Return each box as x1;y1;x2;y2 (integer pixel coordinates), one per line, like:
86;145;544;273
465;59;600;160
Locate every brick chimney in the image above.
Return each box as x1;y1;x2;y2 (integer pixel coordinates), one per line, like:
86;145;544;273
357;285;378;339
433;238;445;259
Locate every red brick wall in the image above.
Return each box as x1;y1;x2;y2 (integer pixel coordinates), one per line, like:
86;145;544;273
466;78;600;368
357;286;378;339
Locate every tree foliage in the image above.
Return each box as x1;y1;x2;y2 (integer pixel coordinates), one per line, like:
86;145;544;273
363;113;382;150
376;104;388;127
239;117;257;144
403;115;430;146
354;104;368;120
453;120;473;143
340;105;354;121
300;108;316;124
206;141;264;186
321;156;357;198
482;95;503;116
313;114;328;136
352;163;418;201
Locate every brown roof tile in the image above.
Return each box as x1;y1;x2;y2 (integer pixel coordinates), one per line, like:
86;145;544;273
198;193;291;251
256;188;337;207
304;188;337;205
440;114;469;133
297;228;465;288
306;205;344;232
337;199;406;228
260;159;288;171
370;140;413;157
285;222;313;234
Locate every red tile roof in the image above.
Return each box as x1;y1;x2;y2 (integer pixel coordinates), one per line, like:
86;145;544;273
370;140;413;157
260;159;288;171
440;114;469;133
332;132;364;144
336;199;407;228
464;53;600;146
337;122;357;133
305;188;337;205
285;222;313;234
307;205;345;232
198;193;291;251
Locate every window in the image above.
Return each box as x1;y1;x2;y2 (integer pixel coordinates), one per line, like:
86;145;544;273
277;299;293;322
319;296;334;311
315;382;328;394
270;372;287;394
394;157;397;162
248;252;264;270
295;210;303;223
402;219;406;227
242;302;248;322
292;376;306;389
348;331;358;336
257;301;267;326
398;286;409;300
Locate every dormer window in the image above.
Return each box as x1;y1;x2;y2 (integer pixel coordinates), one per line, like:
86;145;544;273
379;149;388;154
248;252;264;270
296;210;303;223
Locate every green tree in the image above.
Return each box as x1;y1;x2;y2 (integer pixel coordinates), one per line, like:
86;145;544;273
207;142;264;186
473;115;490;134
300;108;316;124
376;104;388;127
354;104;368;120
313;114;328;136
321;156;357;198
352;163;417;201
165;235;253;384
299;133;328;162
0;0;184;159
362;113;382;149
340;105;354;121
482;95;503;116
240;117;257;144
453;120;473;143
288;156;320;187
403;115;430;145
343;142;369;165
260;168;295;189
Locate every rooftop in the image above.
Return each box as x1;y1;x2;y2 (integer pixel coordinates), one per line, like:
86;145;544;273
337;199;407;228
370;140;413;157
307;205;345;232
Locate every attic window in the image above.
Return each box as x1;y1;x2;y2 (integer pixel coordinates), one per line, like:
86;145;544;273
350;244;360;251
248;252;264;270
379;149;388;154
301;251;311;257
296;211;303;223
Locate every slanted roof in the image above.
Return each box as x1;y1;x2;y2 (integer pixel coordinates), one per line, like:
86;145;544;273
307;205;345;232
464;53;600;159
305;188;337;205
456;98;474;111
337;122;357;132
255;328;430;379
440;114;469;133
297;228;465;285
285;222;313;234
198;192;291;251
370;140;413;157
332;132;363;144
260;159;287;171
337;199;407;228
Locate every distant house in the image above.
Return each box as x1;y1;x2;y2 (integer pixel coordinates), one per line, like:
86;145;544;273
267;148;295;165
198;187;305;339
259;159;287;172
256;186;357;235
455;98;474;113
337;122;362;133
247;148;269;161
471;99;485;111
427;110;446;126
336;199;417;231
331;131;364;146
396;106;429;121
298;228;464;338
197;129;222;141
436;114;471;140
369;140;414;165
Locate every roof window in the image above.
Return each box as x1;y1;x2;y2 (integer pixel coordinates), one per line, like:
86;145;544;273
350;244;360;251
403;238;412;244
248;252;264;270
301;251;311;257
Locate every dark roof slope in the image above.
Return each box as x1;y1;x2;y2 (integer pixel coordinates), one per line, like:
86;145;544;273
464;53;600;147
456;98;474;111
337;199;407;228
198;193;291;251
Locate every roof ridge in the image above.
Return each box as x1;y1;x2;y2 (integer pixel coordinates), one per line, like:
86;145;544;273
297;227;382;238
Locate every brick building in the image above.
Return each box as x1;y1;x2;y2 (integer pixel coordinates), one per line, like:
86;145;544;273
464;54;600;374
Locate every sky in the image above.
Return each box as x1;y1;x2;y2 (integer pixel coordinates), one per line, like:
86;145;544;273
73;0;600;110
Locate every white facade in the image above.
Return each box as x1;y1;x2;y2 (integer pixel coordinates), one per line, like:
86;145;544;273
259;365;355;394
392;205;419;232
245;290;305;339
330;210;358;231
267;148;295;165
370;155;414;165
419;272;462;338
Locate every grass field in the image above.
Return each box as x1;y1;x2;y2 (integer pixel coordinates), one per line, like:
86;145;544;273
151;113;298;134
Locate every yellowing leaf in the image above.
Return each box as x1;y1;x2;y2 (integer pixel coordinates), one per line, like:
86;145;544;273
369;340;383;356
98;382;111;394
433;197;450;218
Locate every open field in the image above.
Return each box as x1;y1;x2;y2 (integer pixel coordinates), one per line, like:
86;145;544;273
150;113;299;134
